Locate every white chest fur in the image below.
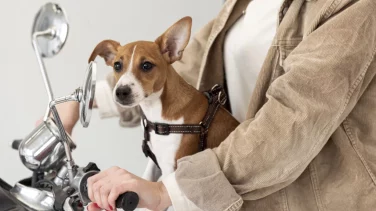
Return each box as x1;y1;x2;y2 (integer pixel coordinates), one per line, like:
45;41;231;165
139;90;183;180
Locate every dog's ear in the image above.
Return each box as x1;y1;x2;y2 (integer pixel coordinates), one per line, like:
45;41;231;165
88;40;120;66
155;16;192;64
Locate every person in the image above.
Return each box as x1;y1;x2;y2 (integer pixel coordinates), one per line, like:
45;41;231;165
53;0;376;210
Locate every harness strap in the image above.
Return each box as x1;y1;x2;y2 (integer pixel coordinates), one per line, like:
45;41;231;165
141;84;227;170
199;84;227;150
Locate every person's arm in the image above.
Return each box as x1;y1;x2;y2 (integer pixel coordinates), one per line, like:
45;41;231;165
171;1;376;210
142;158;162;182
162;173;205;211
50;101;79;135
94;79;119;118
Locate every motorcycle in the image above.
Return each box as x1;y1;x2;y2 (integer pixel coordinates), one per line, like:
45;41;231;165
0;2;139;211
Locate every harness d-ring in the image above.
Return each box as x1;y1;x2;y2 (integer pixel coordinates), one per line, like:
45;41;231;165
211;84;220;91
218;92;226;105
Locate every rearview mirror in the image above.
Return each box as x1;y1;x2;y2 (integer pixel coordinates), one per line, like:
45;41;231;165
32;2;69;58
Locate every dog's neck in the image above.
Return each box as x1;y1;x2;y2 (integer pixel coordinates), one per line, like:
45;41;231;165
139;66;205;123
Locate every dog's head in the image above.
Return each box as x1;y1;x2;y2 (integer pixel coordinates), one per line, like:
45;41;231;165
88;17;192;107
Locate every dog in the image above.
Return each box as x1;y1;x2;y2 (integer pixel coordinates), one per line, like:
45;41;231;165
88;16;239;197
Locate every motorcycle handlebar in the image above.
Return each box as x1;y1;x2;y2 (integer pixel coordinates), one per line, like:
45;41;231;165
115;191;139;211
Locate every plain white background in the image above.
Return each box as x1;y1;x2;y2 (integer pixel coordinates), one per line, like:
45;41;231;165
0;0;222;185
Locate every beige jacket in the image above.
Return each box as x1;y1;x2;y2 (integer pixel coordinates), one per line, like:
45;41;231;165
106;0;376;210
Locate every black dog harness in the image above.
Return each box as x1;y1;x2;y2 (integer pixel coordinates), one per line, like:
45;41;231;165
141;84;227;169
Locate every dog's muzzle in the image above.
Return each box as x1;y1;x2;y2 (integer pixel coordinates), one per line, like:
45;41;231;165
115;85;134;105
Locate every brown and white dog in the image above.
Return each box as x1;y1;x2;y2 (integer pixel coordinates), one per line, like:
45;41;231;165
88;17;239;184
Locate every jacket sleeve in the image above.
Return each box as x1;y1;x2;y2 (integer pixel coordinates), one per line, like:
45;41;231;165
174;1;376;210
172;19;215;88
96;19;215;127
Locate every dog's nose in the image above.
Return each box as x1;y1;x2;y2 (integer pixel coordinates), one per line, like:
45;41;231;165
116;85;132;101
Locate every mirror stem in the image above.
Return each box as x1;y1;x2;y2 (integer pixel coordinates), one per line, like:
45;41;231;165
32;29;60;121
49;88;82;108
32;30;56;111
32;26;76;183
50;106;75;182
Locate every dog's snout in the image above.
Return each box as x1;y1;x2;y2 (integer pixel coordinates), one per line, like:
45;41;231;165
116;85;132;101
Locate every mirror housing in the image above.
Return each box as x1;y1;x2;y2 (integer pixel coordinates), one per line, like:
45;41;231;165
80;61;97;127
31;2;69;58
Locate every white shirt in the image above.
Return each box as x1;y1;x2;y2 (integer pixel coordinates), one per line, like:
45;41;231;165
224;0;282;122
95;0;283;210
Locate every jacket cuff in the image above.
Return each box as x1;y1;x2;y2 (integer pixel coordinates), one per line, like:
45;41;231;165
175;150;243;211
162;172;203;211
95;80;120;118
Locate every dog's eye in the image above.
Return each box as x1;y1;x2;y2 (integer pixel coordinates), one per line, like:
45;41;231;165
141;61;154;72
114;61;122;72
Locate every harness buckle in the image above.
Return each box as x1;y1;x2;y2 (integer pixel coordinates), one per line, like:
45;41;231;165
154;123;170;135
199;121;209;134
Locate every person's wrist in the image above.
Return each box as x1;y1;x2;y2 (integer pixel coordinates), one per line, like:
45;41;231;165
58;101;79;134
61;116;77;136
156;181;172;210
64;123;74;136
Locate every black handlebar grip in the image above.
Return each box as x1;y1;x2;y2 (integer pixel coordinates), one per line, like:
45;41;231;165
115;191;139;211
12;139;22;150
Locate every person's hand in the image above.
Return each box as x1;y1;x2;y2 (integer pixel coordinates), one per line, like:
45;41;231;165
35;101;80;135
87;166;172;211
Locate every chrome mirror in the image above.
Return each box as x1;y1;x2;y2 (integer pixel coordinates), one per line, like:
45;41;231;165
50;61;97;128
80;62;97;127
28;2;75;180
32;2;69;58
18;0;96;191
25;2;92;183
